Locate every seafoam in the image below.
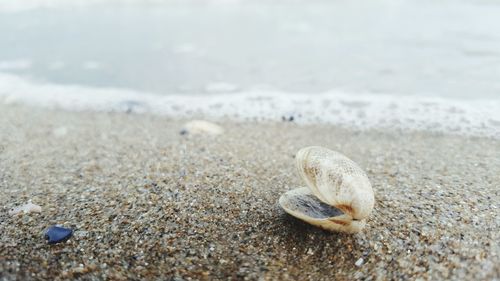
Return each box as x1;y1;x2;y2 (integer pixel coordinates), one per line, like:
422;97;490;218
1;73;499;139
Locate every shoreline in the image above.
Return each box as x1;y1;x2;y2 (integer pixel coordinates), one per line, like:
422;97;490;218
1;104;499;280
1;72;500;140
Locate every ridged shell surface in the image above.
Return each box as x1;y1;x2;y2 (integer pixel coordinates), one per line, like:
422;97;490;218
279;146;374;233
295;146;374;220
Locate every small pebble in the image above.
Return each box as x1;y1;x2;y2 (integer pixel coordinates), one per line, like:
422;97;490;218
355;258;364;267
180;120;224;136
45;226;73;244
8;201;42;216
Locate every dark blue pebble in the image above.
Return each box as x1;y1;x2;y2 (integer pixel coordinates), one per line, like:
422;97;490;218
45;226;73;244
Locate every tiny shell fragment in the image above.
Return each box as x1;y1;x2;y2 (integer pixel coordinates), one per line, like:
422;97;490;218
8;202;42;216
181;120;224;136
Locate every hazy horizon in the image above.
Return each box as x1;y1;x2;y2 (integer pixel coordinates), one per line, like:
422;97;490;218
1;0;500;99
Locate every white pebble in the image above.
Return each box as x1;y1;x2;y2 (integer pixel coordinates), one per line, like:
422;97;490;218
8;201;42;215
181;120;224;136
355;258;364;267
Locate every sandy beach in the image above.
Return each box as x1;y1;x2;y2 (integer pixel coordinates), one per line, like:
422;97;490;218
0;104;499;280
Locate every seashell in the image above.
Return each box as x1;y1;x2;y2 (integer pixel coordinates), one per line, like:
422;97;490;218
8;201;42;216
279;146;374;233
180;120;224;136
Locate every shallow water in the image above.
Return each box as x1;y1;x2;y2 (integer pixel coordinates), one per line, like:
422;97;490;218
1;0;500;99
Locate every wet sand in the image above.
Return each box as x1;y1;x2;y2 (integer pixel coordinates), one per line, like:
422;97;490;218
0;104;499;280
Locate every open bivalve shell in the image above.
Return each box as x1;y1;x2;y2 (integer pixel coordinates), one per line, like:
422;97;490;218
279;146;375;233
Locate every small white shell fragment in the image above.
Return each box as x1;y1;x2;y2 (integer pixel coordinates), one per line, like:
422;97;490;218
355;258;364;267
279;146;375;233
8;201;42;216
181;120;224;136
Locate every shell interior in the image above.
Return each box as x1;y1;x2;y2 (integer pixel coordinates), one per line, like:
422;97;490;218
279;187;365;233
284;191;344;219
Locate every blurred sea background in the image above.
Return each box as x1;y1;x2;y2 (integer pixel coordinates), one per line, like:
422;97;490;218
1;0;499;137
